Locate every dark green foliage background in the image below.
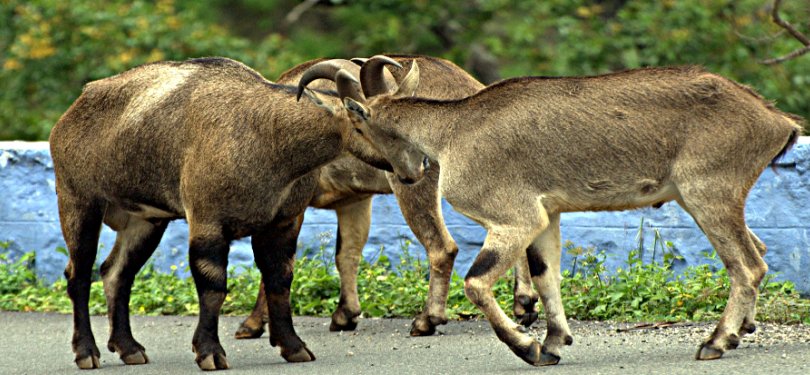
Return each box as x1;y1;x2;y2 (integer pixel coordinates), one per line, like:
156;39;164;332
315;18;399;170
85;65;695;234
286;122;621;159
1;0;808;140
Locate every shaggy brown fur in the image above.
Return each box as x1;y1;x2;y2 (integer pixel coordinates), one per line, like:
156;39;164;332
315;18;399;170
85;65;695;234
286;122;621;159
51;57;352;370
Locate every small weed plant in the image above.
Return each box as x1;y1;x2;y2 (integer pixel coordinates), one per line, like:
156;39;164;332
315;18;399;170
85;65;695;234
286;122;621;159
0;237;807;324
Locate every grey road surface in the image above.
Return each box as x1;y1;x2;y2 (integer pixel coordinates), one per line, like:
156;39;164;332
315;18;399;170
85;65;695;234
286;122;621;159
1;312;808;375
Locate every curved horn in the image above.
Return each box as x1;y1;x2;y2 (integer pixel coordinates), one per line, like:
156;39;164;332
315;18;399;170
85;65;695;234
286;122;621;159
335;69;364;103
296;59;361;101
350;57;368;66
360;55;402;98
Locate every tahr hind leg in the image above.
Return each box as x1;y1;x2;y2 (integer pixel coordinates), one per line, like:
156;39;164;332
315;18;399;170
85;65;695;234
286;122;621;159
677;189;767;360
100;213;168;365
58;193;104;369
736;228;767;338
464;224;548;366
188;223;231;370
252;215;315;363
330;198;372;332
526;213;573;365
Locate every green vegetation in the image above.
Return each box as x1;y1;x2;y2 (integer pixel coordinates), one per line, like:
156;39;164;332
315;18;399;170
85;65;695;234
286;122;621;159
1;240;808;324
1;0;808;140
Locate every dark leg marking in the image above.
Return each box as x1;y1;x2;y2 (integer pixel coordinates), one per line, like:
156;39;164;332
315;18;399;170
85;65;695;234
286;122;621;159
189;236;231;370
466;251;500;280
526;245;548;278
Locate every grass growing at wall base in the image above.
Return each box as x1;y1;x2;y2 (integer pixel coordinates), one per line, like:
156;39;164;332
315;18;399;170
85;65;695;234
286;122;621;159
0;242;808;324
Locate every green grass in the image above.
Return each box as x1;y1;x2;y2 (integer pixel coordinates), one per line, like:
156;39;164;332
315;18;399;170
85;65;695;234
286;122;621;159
0;239;808;324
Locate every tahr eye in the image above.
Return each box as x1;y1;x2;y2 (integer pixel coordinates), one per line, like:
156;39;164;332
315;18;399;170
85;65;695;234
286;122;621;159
355;128;364;136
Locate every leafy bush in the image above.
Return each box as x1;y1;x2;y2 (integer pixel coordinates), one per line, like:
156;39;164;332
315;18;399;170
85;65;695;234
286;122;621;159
560;244;810;324
0;0;306;140
1;240;807;324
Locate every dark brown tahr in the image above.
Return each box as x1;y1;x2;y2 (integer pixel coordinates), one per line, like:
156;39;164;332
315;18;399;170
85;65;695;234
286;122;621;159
50;57;357;370
304;58;805;366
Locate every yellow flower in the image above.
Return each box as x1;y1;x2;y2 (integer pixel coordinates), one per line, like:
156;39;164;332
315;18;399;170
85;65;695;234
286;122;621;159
157;0;175;14
147;49;165;63
28;41;56;59
136;16;149;30
736;15;752;27
138;305;146;313
166;16;181;30
167;296;174;303
670;29;691;42
118;49;136;65
3;59;22;71
576;6;592;18
170;264;178;271
19;33;34;46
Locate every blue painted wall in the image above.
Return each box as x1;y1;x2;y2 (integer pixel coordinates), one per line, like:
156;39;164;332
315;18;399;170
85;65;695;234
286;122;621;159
2;140;809;293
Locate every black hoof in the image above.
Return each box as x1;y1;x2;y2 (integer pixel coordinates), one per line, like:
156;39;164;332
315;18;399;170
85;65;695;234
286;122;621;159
235;323;265;339
696;344;724;360
282;346;316;362
508;341;543;366
410;321;436;336
410;314;447;336
539;346;561;366
329;319;358;332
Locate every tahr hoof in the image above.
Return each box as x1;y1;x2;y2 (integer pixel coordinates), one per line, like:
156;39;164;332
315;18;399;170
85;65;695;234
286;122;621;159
329;319;358;332
282;347;316;362
539;346;561;366
410;315;447;336
75;355;101;369
516;312;539;327
121;350;149;365
234;324;265;339
197;353;230;371
696;344;724;360
410;319;436;336
508;341;543;366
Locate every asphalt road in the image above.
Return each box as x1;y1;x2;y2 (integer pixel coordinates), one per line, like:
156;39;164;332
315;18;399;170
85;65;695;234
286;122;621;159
1;312;809;374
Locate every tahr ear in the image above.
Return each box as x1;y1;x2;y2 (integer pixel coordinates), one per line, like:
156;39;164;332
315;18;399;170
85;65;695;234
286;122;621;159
343;97;370;122
301;88;336;115
394;61;420;98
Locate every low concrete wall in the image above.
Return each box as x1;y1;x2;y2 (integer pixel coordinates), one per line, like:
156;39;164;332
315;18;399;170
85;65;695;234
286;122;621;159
2;140;809;293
